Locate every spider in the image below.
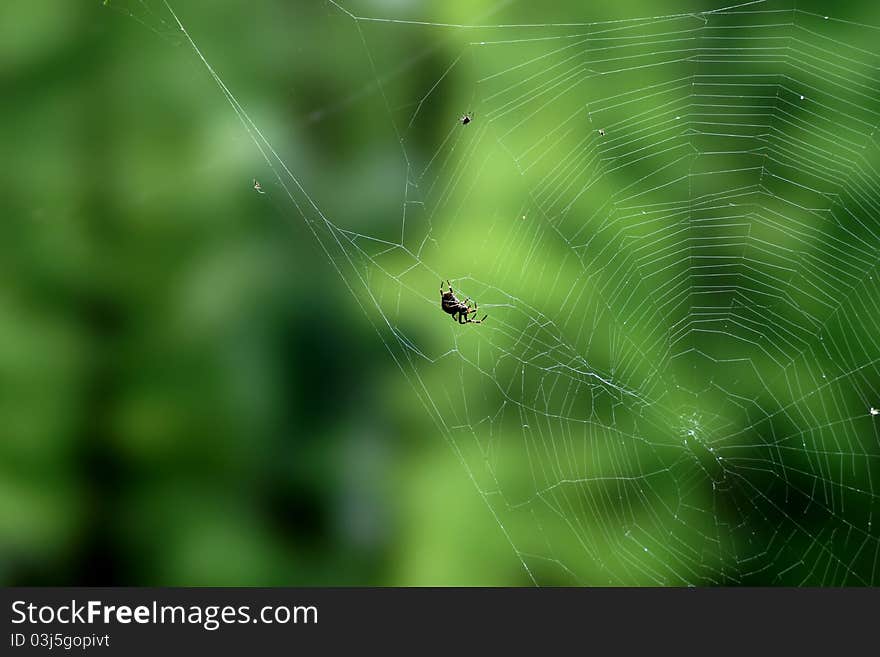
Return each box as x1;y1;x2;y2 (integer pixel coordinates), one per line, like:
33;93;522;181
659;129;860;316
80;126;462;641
459;112;473;126
440;281;487;324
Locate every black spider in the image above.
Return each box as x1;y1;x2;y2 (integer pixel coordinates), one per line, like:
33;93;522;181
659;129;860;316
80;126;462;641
459;112;473;126
440;281;487;324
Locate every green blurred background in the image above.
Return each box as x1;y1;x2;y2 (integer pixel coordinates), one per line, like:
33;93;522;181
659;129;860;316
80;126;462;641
4;0;880;586
2;0;539;586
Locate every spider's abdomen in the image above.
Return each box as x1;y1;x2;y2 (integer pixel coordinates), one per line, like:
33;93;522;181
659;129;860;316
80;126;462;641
441;298;459;314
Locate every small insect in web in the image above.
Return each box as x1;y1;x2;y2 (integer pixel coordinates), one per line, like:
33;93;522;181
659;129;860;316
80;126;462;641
459;112;473;126
440;281;487;324
598;128;606;137
253;178;264;194
871;407;879;416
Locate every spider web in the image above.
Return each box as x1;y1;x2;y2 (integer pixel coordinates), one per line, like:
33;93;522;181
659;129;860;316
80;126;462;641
129;0;880;585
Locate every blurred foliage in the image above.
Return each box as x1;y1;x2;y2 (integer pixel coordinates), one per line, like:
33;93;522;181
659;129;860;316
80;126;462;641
1;0;523;586
4;0;880;586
